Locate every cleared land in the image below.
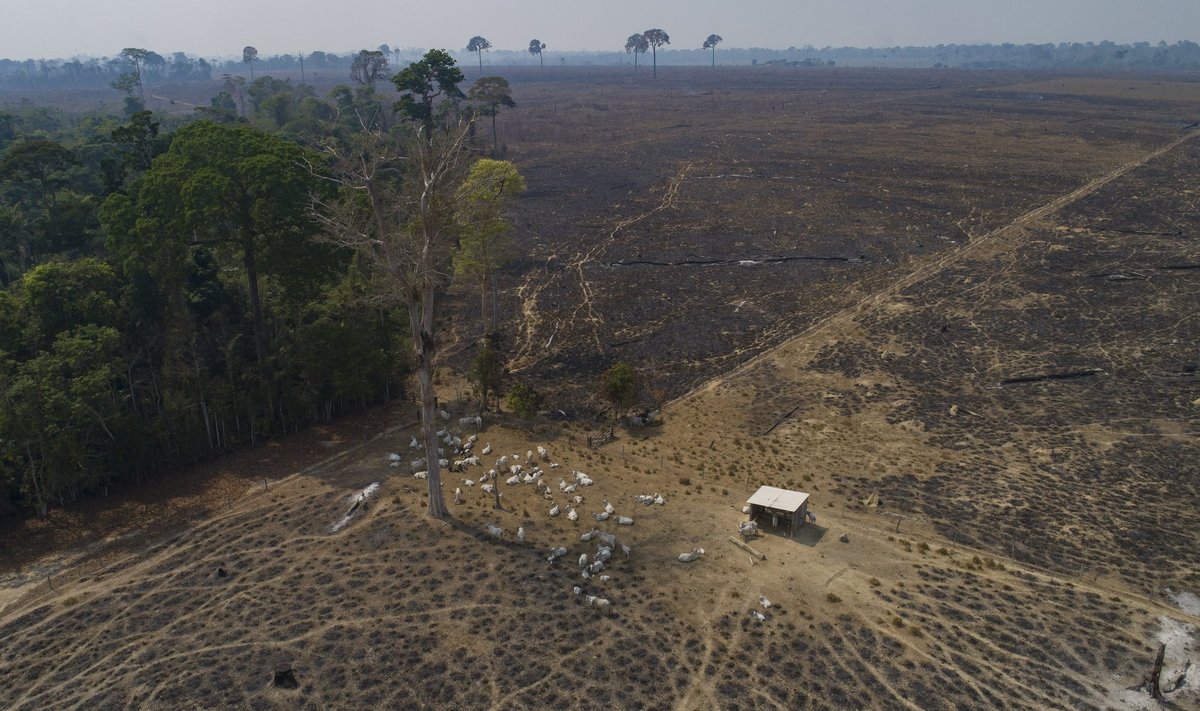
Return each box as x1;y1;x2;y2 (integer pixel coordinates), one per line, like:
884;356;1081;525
2;69;1198;709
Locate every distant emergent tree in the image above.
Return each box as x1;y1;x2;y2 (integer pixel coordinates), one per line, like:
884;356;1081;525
528;39;546;69
393;49;466;132
642;29;670;78
466;36;492;71
351;49;389;88
467;76;515;158
242;45;258;80
703;34;723;67
111;48;150;106
625;33;648;71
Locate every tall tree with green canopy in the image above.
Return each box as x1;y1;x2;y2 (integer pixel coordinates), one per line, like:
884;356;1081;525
2;323;123;517
642;29;670;78
102;121;333;381
0;138;76;211
0;138;85;273
392;49;465;132
2;261;123;517
467;76;516;158
453;158;524;332
528;39;546;70
351;49;389;89
625;33;648;71
104;110;168;190
466;36;492;71
21;258;120;349
703;34;723;67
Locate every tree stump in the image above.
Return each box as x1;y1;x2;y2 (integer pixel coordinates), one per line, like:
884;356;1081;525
272;664;299;689
1150;642;1166;701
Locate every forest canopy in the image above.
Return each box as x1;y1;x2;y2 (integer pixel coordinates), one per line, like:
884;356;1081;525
0;59;516;519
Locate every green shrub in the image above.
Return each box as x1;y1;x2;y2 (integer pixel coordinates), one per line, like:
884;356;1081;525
505;382;542;419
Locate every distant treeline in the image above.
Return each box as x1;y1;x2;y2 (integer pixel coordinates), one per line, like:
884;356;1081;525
4;39;1200;91
0;50;391;91
0;81;420;518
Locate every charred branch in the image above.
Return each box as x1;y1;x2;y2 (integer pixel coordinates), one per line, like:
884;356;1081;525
609;255;862;268
1000;368;1102;385
760;403;803;436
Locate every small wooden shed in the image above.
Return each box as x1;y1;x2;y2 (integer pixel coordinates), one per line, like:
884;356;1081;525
747;486;810;535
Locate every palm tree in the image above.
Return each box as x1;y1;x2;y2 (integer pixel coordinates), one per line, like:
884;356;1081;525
703;34;723;67
528;39;546;70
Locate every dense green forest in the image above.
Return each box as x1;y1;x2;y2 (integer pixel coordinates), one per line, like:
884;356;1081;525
0;58;515;519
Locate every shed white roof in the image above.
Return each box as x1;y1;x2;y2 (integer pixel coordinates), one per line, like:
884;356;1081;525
746;486;809;512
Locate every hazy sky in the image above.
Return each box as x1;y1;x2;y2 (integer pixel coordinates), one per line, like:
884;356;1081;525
2;0;1197;59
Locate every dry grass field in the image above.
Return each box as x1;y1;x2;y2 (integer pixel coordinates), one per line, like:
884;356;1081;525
2;68;1198;709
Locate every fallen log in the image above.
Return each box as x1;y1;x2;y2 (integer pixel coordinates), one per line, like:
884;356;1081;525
1106;228;1183;237
610;254;858;268
1088;270;1146;281
761;403;802;436
729;536;767;560
608;337;644;348
1160;263;1200;270
1001;369;1102;386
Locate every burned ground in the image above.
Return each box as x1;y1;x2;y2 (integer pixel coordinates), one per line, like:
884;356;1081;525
3;69;1199;710
473;68;1200;409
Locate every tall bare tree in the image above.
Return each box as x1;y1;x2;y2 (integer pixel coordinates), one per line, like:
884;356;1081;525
703;34;723;67
642;29;670;78
625;33;648;71
312;119;477;519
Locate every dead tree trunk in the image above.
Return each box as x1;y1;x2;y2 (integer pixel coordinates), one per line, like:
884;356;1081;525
410;294;448;519
1150;642;1166;701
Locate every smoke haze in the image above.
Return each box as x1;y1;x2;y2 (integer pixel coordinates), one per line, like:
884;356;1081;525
2;0;1196;58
